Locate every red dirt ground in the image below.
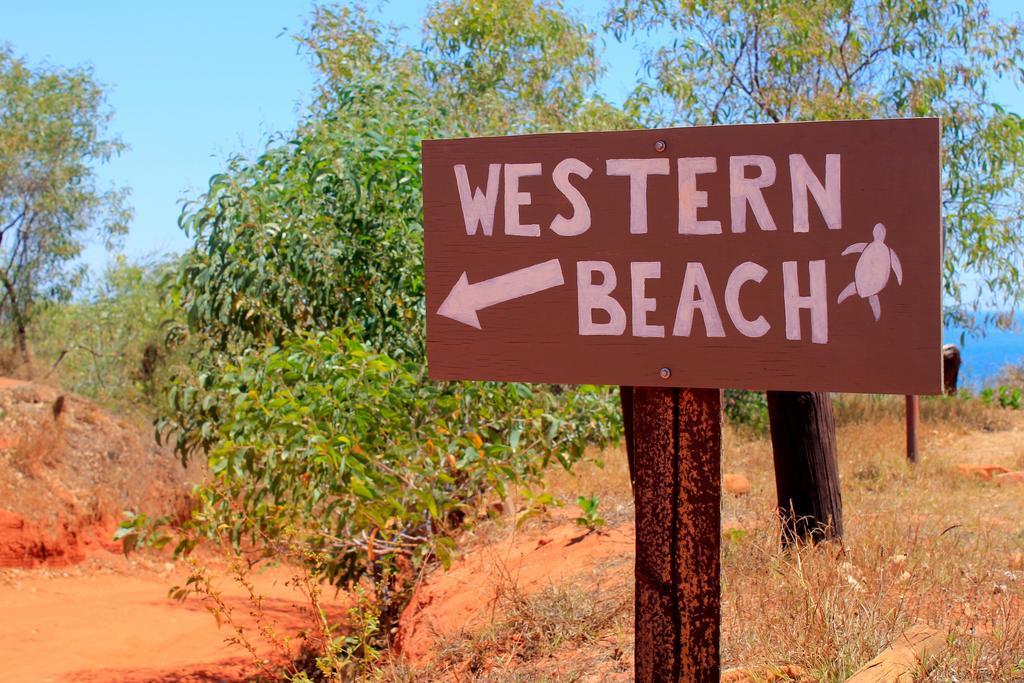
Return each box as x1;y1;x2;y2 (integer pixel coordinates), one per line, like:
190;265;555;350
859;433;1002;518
0;378;335;681
0;552;331;682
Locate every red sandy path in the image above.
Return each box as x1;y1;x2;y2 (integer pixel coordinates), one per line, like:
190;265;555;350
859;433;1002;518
0;558;335;682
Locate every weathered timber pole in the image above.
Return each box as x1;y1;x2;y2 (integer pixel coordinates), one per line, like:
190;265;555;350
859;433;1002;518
942;344;961;396
632;386;721;682
906;395;920;463
766;391;844;545
620;385;635;490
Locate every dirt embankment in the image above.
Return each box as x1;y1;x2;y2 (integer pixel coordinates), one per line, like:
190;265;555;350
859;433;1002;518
396;513;635;666
0;377;197;568
0;377;349;683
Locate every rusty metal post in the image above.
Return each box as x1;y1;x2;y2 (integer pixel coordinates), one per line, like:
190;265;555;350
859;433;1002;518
632;386;721;682
906;394;919;463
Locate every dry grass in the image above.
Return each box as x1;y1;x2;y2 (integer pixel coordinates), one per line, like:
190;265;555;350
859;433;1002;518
376;575;634;682
832;392;1012;432
994;362;1024;390
380;407;1024;682
428;581;633;681
10;409;65;477
722;411;1024;681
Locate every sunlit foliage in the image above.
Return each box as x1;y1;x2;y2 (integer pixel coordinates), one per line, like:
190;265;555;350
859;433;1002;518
608;0;1024;328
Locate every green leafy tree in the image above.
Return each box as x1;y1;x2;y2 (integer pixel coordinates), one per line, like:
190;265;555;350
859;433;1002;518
607;0;1024;326
177;85;431;363
152;0;628;625
149;330;619;625
0;46;130;360
607;0;1024;547
177;0;624;379
167;0;632;458
301;1;632;135
30;256;182;414
422;0;625;133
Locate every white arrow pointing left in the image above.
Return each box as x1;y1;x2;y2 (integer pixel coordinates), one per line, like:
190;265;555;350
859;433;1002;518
437;258;565;329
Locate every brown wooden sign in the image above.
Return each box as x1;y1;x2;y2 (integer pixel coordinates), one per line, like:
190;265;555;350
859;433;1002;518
423;118;942;394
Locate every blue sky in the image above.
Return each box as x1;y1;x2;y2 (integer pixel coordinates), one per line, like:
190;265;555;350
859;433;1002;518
3;0;1023;275
4;2;316;267
3;1;631;271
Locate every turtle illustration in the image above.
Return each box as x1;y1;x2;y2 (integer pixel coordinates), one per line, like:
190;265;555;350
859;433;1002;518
837;223;903;321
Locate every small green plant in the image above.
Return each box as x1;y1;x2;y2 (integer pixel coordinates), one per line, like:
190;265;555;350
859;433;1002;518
980;385;1022;410
293;586;381;681
166;556;296;681
723;527;748;544
515;488;559;530
722;389;769;434
338;588;382;669
575;494;605;531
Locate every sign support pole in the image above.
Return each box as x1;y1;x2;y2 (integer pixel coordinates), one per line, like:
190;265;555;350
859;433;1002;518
620;385;636;490
906;395;919;463
632;386;721;682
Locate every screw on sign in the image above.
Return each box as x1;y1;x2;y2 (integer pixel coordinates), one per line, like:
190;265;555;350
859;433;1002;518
422;118;942;681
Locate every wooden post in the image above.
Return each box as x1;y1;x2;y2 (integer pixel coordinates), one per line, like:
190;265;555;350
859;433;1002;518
632;386;721;682
620;385;636;491
942;344;961;396
906;395;919;463
766;391;843;545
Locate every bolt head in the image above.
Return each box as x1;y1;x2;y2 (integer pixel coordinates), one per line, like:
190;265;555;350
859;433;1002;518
654;140;667;152
659;367;672;379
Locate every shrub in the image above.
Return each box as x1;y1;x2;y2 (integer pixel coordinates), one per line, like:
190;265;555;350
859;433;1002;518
722;389;769;434
146;5;631;646
980;385;1022;410
29;256;182;415
143;329;620;622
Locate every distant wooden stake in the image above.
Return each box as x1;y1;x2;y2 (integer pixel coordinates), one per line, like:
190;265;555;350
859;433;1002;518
767;391;844;545
906;395;920;463
632;387;721;682
942;344;961;396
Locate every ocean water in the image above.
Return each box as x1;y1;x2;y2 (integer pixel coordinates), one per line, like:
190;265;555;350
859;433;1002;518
944;319;1024;387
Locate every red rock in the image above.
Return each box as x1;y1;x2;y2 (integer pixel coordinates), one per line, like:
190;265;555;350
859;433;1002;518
995;471;1024;486
1010;552;1024;570
955;464;1011;480
723;473;751;496
0;509;86;569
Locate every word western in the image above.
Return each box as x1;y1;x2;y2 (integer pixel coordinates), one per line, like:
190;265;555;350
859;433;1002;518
454;153;840;237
